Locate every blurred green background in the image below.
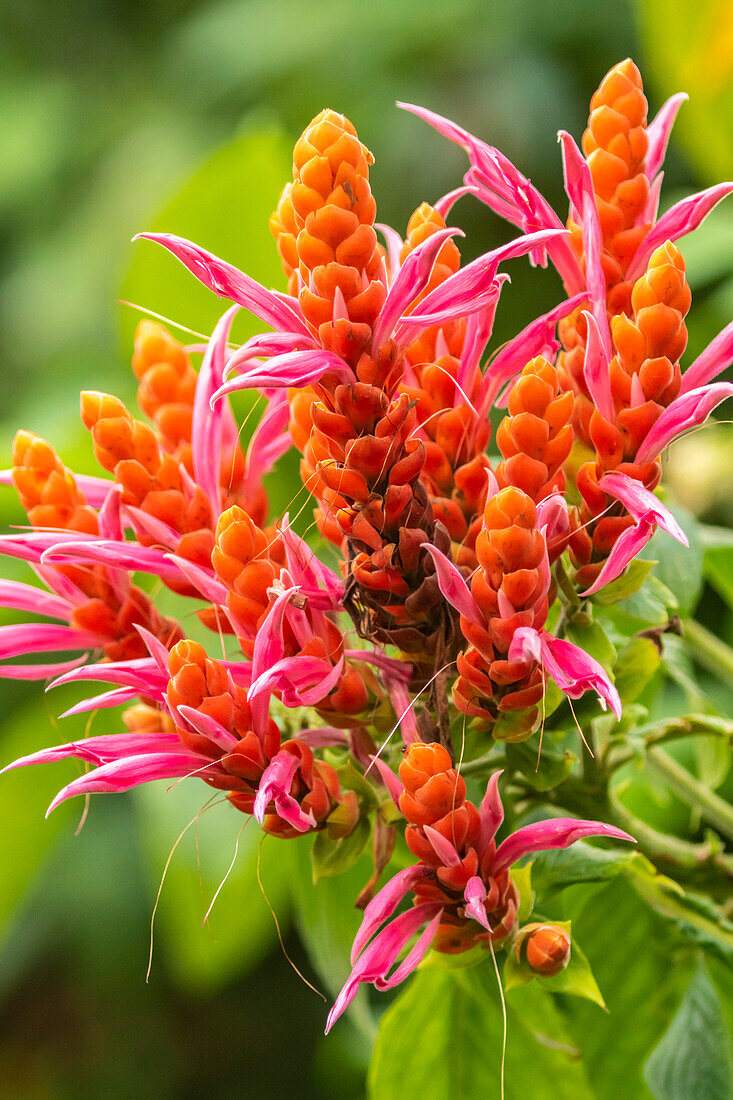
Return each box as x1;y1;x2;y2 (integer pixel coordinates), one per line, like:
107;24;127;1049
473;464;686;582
0;0;731;1096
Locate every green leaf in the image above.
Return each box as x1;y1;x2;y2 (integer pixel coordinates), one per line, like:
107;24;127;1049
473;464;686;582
369;964;593;1099
134;783;291;992
311;815;371;883
627;863;733;969
531;841;640;894
560;879;696;1100
590;558;655;606
505;739;575;791
614;637;661;704
504;922;606;1009
511;861;535;923
605;575;679;633
644;961;733;1100
638;502;704;616
705;547;733;610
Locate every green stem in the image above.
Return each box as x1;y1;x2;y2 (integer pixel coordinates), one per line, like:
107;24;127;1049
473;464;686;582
646;747;733;843
684;619;733;682
609;787;733;874
605;714;733;770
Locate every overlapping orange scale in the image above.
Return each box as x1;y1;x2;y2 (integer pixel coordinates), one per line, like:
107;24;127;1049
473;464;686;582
290;109;385;358
496;357;573;517
559;59;652;443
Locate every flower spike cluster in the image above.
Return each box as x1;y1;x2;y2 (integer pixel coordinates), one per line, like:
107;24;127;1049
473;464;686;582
0;59;729;1035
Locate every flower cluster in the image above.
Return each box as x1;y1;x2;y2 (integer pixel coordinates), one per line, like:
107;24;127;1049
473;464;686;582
1;59;730;1028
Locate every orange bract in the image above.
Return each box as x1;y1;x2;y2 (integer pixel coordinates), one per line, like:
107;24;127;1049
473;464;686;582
292;109;385;359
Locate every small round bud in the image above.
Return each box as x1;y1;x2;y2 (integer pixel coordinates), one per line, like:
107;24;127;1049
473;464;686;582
524;924;571;976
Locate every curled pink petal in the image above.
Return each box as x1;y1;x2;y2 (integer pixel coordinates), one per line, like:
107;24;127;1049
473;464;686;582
509;627;622;719
135;232;310;335
493;817;635;876
212;349;354;399
636;383;733;463
350;865;426;964
373;226;463;347
46;751;209;815
627;183;733;280
0;579;71;620
598;473;688;544
423;544;485;625
0;623;101;661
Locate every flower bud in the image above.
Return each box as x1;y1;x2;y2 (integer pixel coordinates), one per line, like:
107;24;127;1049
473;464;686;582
518;922;572;977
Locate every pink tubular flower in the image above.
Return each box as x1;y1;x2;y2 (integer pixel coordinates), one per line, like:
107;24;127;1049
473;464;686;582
326;756;633;1031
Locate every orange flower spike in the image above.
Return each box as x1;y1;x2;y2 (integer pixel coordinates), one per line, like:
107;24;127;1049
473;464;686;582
292;109;386;360
496;357;574;503
12;430;98;535
269;182;300;297
581;59;650;285
212;506;280;647
400;203;466;368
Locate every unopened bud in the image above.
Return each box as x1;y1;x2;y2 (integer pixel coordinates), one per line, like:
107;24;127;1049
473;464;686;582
520;923;572;976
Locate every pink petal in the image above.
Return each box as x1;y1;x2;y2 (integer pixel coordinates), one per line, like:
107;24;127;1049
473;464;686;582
493;817;635;875
135;232;310;336
559;131;612;359
368;755;404;809
680;321;733;394
581;522;653;597
49;656;167;698
60;686;139;718
327;902;442;1033
627;183;733;280
463;876;492;931
372;226;463;348
176;705;239;752
423;824;461;867
164;554;228;604
598;473;688;544
400;229;567;339
385;677;420;746
398;102;582;289
0;623;101;661
46;751;210;815
244;391;292;484
434;185;476;219
98;485;124;542
0;656;90;680
636;383;733;463
42;539;186;585
193;304;240;512
350;865;426;963
478;770;505;853
582;310;614;422
254;749;316;833
296;727;351;749
212;349;354;400
646;93;688;181
509;627;621;719
375;910;443;990
0;579;71;620
375;222;404;277
423;544;485;625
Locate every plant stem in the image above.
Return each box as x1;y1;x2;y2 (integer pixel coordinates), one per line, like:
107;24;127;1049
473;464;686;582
684;619;733;682
646;747;733;843
608;787;733;874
